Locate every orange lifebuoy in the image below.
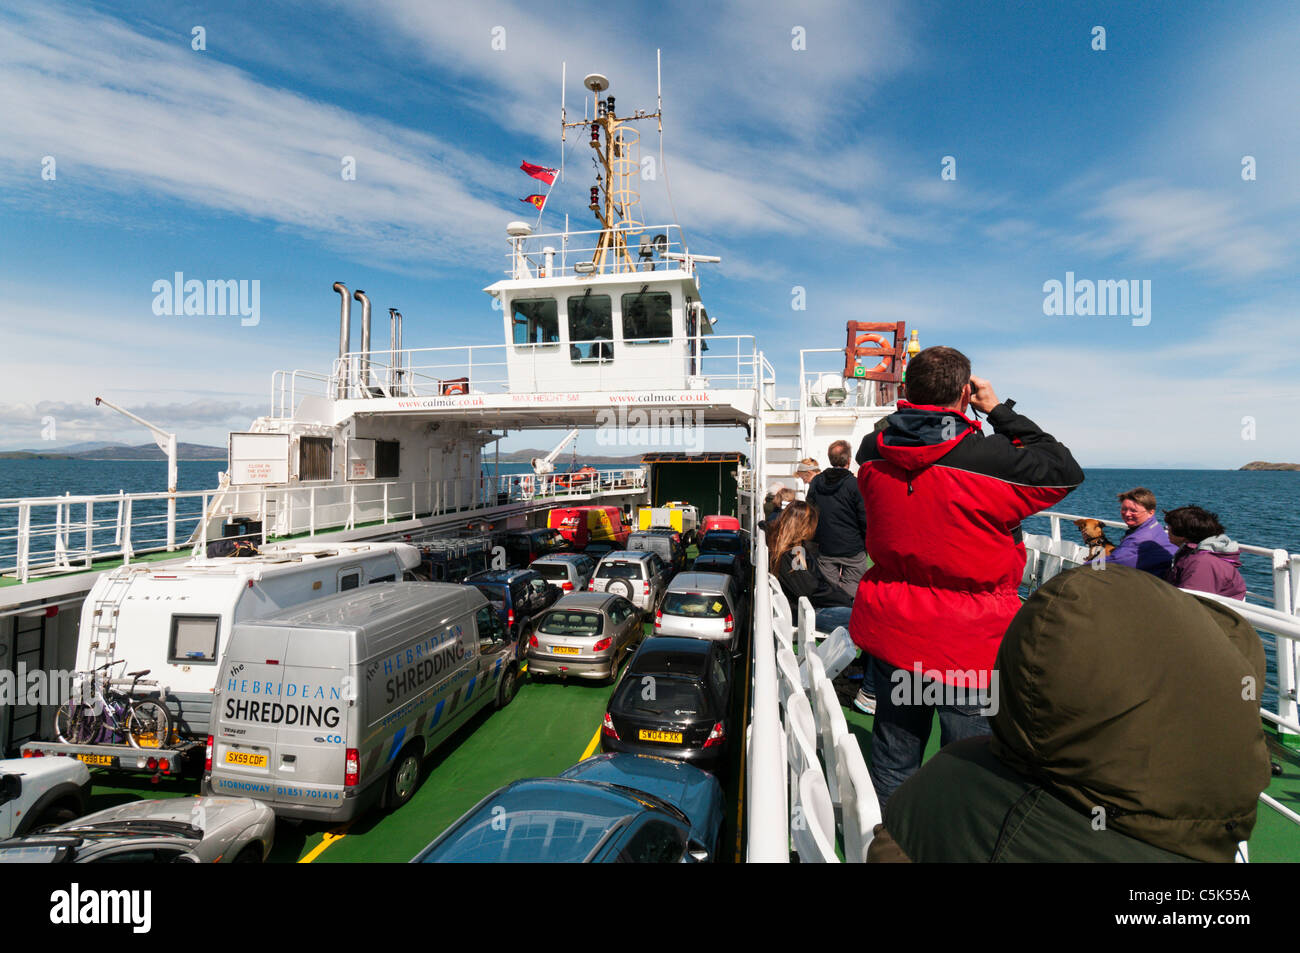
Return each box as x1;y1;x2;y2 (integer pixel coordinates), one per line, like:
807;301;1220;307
521;476;535;494
443;381;467;395
853;332;891;374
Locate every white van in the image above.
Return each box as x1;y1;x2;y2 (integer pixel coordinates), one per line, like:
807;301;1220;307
70;541;421;741
202;582;519;821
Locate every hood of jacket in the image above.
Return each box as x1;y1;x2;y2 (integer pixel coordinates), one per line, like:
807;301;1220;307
817;467;853;489
872;401;980;471
1196;534;1240;556
989;565;1270;862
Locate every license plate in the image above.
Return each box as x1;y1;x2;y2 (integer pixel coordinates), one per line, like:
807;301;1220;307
638;729;683;744
224;750;267;768
75;754;114;766
551;646;580;655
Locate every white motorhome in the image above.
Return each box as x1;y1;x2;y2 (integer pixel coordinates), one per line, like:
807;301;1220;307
203;582;519;821
64;542;421;747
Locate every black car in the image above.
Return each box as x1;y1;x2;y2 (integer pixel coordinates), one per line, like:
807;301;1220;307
583;541;617;563
601;636;733;774
690;550;748;584
696;529;750;558
502;529;570;567
466;569;562;648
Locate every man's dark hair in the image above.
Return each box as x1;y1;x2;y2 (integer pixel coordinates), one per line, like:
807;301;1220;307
1163;506;1226;544
827;440;851;468
903;346;971;407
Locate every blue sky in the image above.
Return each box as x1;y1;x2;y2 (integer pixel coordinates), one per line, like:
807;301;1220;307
1;0;1297;467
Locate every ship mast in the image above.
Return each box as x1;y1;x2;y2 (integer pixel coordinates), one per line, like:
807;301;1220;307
562;72;661;274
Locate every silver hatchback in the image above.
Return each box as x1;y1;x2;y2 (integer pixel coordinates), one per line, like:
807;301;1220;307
654;572;746;653
527;593;645;681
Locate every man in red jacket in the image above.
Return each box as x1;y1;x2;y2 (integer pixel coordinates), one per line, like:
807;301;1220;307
851;346;1084;806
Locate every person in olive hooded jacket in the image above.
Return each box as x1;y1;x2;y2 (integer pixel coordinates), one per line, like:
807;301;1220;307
866;565;1271;862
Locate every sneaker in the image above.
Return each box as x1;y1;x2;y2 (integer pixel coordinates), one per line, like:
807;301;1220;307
852;688;876;715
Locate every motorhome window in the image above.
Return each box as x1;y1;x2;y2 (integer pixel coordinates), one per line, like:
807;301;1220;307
567;293;614;362
169;615;220;664
512;298;560;347
339;571;361;591
621;291;673;344
375;440;400;479
299;437;333;482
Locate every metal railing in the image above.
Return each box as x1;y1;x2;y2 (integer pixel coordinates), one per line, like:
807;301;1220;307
747;524;789;861
0;468;647;585
503;224;691;280
270;369;332;420
324;335;764;401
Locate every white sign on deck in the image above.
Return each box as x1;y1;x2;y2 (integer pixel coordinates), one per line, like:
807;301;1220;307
347;438;376;481
229;432;289;485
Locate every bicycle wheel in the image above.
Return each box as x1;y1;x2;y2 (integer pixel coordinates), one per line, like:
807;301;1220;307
126;701;171;749
55;703;101;745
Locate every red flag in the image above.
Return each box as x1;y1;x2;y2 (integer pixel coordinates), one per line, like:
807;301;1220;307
520;194;546;210
521;161;557;185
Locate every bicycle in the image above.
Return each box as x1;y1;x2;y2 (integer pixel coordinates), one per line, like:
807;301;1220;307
55;660;172;749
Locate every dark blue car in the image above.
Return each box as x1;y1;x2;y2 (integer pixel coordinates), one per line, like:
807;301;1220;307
410;753;725;863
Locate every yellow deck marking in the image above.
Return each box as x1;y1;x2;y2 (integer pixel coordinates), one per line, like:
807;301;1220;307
580;725;602;760
298;822;352;864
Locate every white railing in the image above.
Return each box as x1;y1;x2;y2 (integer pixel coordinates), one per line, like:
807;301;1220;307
0;468;647;585
747;527;789;861
324;335;763;401
270;369;332;420
503;224;691;280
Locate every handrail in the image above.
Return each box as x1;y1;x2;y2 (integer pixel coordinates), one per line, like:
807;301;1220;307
747;524;788;861
0;468;647;584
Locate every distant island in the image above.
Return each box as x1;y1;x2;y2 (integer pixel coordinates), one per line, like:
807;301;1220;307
1239;461;1300;471
0;442;227;461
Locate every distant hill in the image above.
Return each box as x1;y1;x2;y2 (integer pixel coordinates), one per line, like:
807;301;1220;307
0;442;227;461
1239;461;1300;471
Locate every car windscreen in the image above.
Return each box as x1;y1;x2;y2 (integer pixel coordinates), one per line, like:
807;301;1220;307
597;561;643;579
700;534;744;554
538;611;604;636
612;675;708;717
473;585;507;608
661;592;728;618
424;792;636;863
531;563;568;581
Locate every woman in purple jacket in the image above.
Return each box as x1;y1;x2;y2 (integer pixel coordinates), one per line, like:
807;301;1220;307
1164;506;1247;601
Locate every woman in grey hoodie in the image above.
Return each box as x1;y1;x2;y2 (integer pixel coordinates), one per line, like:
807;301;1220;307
1164;506;1247;600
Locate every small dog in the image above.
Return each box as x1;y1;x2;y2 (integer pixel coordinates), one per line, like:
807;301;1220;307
1074;518;1116;559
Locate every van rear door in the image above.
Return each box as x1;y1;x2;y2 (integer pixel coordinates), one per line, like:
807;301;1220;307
211;624;352;813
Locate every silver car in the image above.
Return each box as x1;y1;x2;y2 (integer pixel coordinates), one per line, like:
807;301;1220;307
588;551;671;617
531;553;598;594
654;572;746;653
0;795;275;863
527;593;645;681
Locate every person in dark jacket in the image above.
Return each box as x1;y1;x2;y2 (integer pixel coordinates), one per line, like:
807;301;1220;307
1164;505;1247;600
867;565;1271;862
805;440;868;600
851;346;1084;806
768;501;852;632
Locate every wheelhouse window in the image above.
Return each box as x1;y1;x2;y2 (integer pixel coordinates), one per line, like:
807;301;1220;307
512;298;560;347
169;615;221;664
375;439;400;479
299;436;333;482
567;293;614;362
621;290;673;344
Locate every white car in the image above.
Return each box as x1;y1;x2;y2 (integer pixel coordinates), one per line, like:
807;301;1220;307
0;756;91;837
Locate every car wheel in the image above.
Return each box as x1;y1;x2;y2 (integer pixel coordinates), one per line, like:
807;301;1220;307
387;746;422;811
497;663;519;709
28;801;78;833
232;844;263;864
